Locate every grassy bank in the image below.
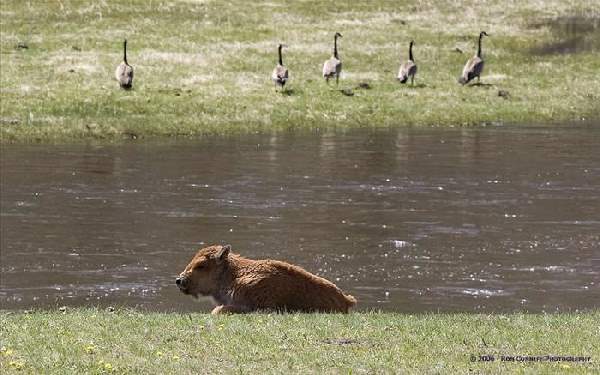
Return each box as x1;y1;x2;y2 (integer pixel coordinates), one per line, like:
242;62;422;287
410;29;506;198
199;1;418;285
1;0;599;142
0;309;598;373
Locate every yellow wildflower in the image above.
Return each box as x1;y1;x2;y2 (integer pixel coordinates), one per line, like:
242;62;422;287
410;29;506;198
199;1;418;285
9;360;25;370
156;351;164;357
85;345;95;354
172;355;180;360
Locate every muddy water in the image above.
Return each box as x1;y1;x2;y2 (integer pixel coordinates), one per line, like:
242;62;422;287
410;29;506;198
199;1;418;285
1;124;599;313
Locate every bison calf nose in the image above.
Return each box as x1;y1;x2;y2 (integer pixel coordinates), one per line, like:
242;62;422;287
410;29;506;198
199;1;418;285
176;276;189;289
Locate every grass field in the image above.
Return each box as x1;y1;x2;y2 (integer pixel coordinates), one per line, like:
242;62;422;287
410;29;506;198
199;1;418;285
1;0;599;142
0;309;598;373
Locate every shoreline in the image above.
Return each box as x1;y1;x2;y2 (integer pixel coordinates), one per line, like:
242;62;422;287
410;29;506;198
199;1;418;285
2;117;598;145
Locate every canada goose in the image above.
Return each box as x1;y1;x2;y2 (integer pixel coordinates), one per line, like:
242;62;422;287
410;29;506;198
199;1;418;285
398;40;417;85
271;44;289;91
322;32;343;85
115;39;133;89
459;31;488;85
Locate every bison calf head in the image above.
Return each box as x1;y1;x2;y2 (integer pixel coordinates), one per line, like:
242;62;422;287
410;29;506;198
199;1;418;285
176;245;230;298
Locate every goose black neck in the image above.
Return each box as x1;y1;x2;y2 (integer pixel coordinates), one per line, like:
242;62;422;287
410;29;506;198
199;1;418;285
409;42;414;61
477;34;483;57
278;45;283;65
334;35;339;58
123;40;128;64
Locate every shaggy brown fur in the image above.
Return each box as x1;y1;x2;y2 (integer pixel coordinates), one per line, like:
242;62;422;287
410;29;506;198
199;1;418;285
176;245;357;314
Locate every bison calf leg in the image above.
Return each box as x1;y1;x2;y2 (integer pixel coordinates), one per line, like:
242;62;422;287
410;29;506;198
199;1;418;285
211;305;248;315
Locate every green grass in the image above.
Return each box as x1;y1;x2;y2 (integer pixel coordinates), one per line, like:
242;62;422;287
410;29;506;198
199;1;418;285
0;309;598;373
1;0;599;142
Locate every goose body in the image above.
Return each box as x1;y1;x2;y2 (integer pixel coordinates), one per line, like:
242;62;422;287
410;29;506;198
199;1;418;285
322;57;342;81
323;32;343;84
271;44;289;89
459;31;488;85
398;40;417;84
459;56;484;84
115;39;133;89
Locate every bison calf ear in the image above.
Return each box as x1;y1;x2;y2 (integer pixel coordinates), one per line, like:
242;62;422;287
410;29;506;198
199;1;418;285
216;245;231;262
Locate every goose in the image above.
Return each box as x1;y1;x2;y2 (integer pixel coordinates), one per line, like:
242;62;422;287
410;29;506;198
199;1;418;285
398;40;417;85
459;31;488;85
115;39;133;89
271;44;289;91
322;32;342;85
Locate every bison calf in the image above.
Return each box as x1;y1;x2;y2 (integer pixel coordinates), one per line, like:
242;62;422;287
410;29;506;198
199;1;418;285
176;245;356;314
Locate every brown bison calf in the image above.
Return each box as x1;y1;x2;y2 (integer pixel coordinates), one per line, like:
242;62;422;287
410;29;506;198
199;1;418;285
176;245;356;314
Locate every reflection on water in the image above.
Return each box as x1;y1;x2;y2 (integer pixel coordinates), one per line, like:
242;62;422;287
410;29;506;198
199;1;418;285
1;124;599;313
